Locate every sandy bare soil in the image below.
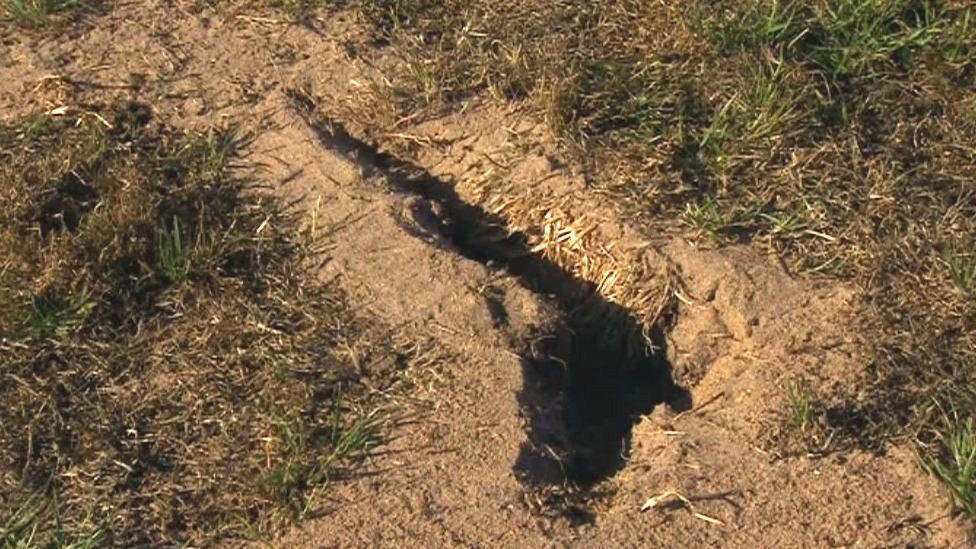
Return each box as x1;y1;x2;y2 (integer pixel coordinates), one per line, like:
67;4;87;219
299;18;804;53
1;2;972;547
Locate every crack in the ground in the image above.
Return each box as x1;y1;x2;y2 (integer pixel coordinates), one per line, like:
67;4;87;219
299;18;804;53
286;90;691;492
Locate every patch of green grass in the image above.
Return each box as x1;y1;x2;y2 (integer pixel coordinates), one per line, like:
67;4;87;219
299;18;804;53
925;416;976;517
810;0;939;79
738;62;806;142
267;400;383;519
939;6;976;64
1;492;104;549
562;58;690;145
19;114;55;138
945;242;975;295
1;492;47;547
329;406;382;465
156;216;190;282
759;210;809;239
3;0;82;27
702;1;944;79
696;94;736;161
699;0;806;52
684;198;768;244
786;380;816;434
27;287;93;340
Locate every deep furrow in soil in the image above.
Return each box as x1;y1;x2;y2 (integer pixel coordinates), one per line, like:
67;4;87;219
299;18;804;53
287;89;692;489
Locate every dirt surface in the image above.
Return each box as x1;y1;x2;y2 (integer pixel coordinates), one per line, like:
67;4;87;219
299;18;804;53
1;2;972;547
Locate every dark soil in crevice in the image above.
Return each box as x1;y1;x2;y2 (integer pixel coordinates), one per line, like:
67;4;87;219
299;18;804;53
287;90;691;491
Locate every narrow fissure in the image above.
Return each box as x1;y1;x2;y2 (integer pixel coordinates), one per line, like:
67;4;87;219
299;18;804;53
288;91;691;490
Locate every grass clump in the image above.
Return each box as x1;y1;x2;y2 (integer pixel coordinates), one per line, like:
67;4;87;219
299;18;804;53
773;379;839;455
925;416;976;517
2;493;104;548
706;0;944;78
940;6;976;64
0;105;396;545
808;0;939;78
155;216;190;282
699;1;806;52
786;380;817;434
266;402;383;516
3;0;82;27
945;242;976;295
27;287;94;340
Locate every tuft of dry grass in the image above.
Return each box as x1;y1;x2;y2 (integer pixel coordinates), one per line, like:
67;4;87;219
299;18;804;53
0;104;396;545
